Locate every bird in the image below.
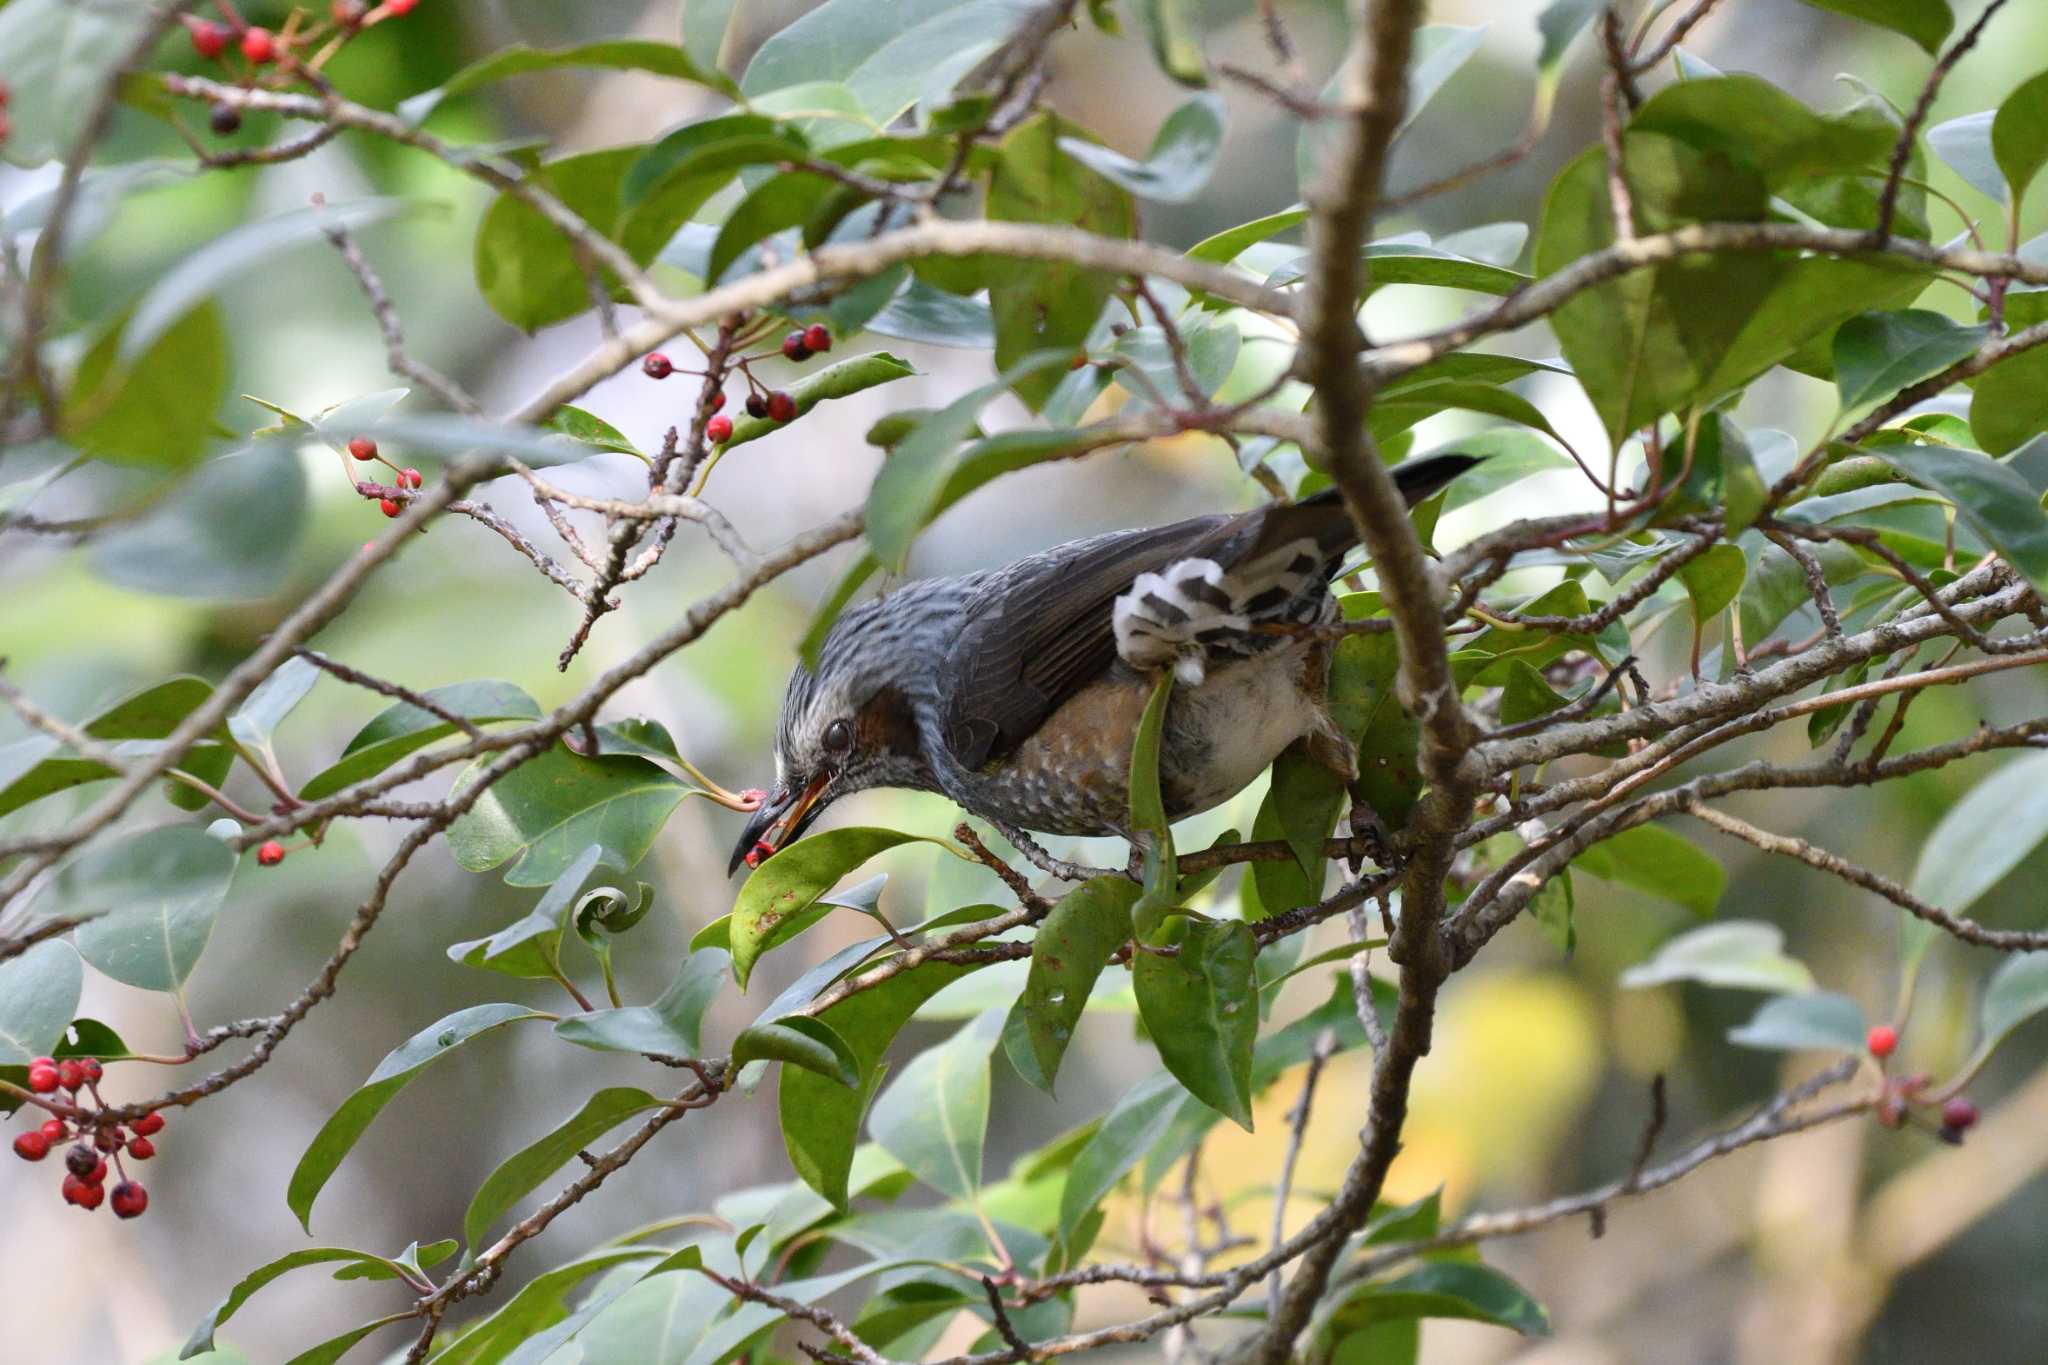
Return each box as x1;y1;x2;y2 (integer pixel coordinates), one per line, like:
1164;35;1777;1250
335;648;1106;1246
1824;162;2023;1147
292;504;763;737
729;452;1481;876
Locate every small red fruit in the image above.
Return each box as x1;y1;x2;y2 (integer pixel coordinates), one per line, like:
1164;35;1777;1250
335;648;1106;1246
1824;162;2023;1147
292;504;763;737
241;26;277;64
332;1;367;25
27;1061;58;1094
385;0;419;14
707;389;727;413
65;1145;98;1179
94;1126;125;1153
379;498;402;518
781;331;811;363
802;324;831;354
78;1058;102;1085
766;390;797;423
1941;1096;1979;1131
62;1174;104;1210
189;20;229;58
706;415;734;443
401;468;423;489
55;1060;83;1092
642;352;674;380
348;436;378;461
127;1137;156;1160
40;1119;67;1142
132;1112;165;1137
12;1131;49;1162
1866;1024;1897;1059
111;1180;148;1219
257;840;285;866
745;394;768;419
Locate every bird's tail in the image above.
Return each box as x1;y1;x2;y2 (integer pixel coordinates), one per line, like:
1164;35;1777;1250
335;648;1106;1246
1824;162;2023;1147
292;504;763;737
1297;451;1484;513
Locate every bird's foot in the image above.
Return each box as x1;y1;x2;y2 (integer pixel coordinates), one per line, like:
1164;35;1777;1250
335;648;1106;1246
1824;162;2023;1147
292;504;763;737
1344;796;1400;874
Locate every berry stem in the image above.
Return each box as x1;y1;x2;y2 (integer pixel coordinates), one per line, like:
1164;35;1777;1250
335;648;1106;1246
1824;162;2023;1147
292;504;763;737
164;766;266;824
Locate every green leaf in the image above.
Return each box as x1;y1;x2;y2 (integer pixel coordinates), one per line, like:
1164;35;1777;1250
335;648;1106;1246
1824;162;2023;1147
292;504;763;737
683;0;741;72
733;1015;863;1086
1571;824;1725;916
446;844;603;980
868;1007;1005;1199
421;1248;664;1365
1134;0;1206;84
743;0;1037;125
448;744;687;887
1056;1069;1188;1251
1619;921;1816;993
731;827;946;988
461;1087;661;1250
1971;326;2048;456
546;405;646;460
780;960;979;1208
1186;205;1308;265
182;1247;429;1357
986;113;1136;410
1929;110;2005;202
401;39;737;125
1679;542;1748;624
553;950;728;1056
277;1314;414;1365
0;677;224;819
1134;918;1257;1129
288;1004;549;1231
714;351;918;453
1834;310;1988;413
1299;25;1486;189
91;444;308;599
1007;878;1139;1094
1973;951;2048;1065
227;656;320;768
1863;436;2048;597
63;302;228;471
1795;0;1951;53
0;0;151;167
299;681;540;801
1909;751;2048;918
865;277;997;349
64;827;235;993
1329;1262;1550;1338
1994;72;2048;214
1058;94;1224;203
1727;991;1868;1052
0;941;82;1066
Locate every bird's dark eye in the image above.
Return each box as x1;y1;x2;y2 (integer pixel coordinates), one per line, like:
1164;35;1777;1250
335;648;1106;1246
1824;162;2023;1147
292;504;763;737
822;719;853;755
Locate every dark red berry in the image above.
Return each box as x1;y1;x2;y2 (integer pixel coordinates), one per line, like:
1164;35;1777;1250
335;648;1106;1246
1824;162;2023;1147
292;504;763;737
745;394;768;419
132;1112;165;1138
27;1063;58;1094
209;103;242;136
802;324;831;354
55;1060;83;1092
706;415;733;443
62;1174;103;1210
386;0;419;14
781;332;811;363
1866;1024;1897;1059
379;498;402;518
257;840;286;866
189;20;229;58
331;0;367;25
766;390;797;423
241;27;277;64
78;1058;102;1085
111;1180;148;1219
94;1126;125;1153
127;1137;155;1160
65;1145;97;1179
642;352;674;380
1941;1096;1979;1131
87;1156;108;1185
348;436;378;461
12;1131;48;1162
40;1119;67;1142
707;389;726;413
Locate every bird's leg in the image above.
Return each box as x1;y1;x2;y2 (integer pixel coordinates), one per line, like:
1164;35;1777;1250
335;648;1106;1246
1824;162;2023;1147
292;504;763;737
988;819;1115;884
1343;792;1398;874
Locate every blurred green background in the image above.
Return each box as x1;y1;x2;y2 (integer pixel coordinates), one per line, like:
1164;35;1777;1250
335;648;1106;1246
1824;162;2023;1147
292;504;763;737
4;2;2048;1361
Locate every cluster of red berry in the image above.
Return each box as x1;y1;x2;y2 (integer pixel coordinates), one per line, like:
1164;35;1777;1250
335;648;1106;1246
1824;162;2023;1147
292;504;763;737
184;2;422;134
12;1056;163;1219
344;436;424;519
1865;1024;1980;1142
641;324;832;445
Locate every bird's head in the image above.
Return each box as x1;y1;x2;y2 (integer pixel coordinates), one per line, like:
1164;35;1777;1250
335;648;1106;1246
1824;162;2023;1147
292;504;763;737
728;634;932;876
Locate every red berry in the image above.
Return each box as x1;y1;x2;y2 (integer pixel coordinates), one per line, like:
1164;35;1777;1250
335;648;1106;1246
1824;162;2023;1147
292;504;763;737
385;0;419;14
189;20;229;58
803;324;831;354
401;468;423;489
127;1137;155;1160
642;352;674;380
332;1;367;25
1941;1096;1979;1131
781;332;811;363
94;1126;125;1153
348;436;378;461
88;1156;108;1185
78;1058;102;1085
257;840;286;866
12;1131;48;1162
132;1112;165;1137
745;394;768;419
111;1180;148;1219
379;498;402;518
706;415;733;443
707;389;727;413
55;1060;83;1092
62;1174;103;1210
40;1119;67;1142
241;26;277;64
0;83;8;109
766;390;797;423
27;1063;58;1094
1866;1024;1897;1059
65;1145;97;1179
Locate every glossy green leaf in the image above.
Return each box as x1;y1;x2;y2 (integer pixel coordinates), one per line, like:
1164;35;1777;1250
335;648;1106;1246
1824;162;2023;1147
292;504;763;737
1929;110;2005;202
63;302;228;471
715;351;917;452
183;1247;426;1358
446;844;603;980
448;744;687;886
1794;0;1951;52
1619;921;1816;993
461;1087;661;1250
1739;535;1868;643
733;1015;863;1086
1110;314;1241;407
1679;542;1748;624
277;1313;414;1365
864;277;997;349
65;826;234;993
0;1;151;163
869;1007;1005;1199
1329;1262;1550;1338
1970;305;2048;455
227;656;320;766
1007;877;1139;1093
299;681;541;801
0;677;223;818
422;1247;665;1365
553;950;728;1056
0;941;82;1066
731;827;947;988
288;1004;549;1230
401;39;736;125
1727;991;1868;1052
1571;823;1725;916
1134;918;1257;1129
1300;25;1487;189
1058;93;1224;203
1994;71;2048;213
1186;205;1307;265
546;405;645;460
1834;309;1987;413
91;443;308;599
1909;751;2048;918
683;0;741;72
1864;436;2048;596
1973;951;2048;1066
1056;1068;1188;1250
743;0;1037;125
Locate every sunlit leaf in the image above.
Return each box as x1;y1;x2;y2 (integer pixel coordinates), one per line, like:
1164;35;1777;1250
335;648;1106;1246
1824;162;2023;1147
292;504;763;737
1619;922;1815;993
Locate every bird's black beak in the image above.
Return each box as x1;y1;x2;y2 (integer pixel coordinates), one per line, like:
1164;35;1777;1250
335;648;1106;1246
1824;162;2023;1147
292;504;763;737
728;772;831;877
